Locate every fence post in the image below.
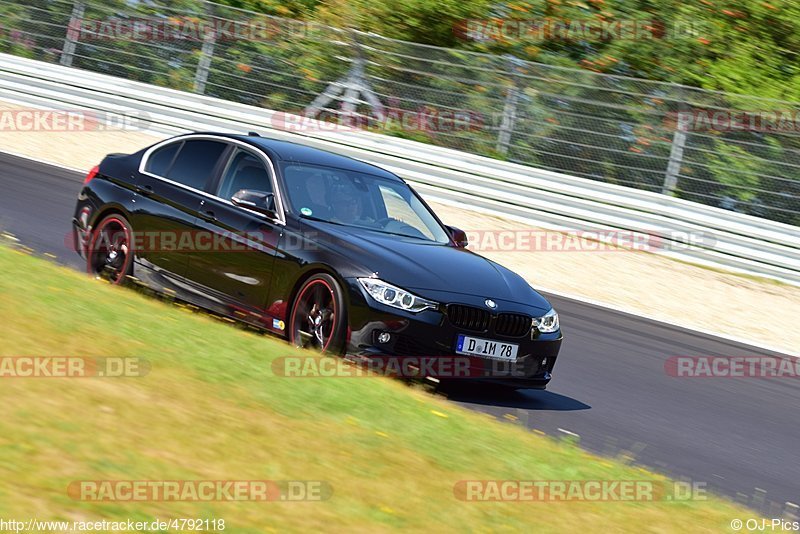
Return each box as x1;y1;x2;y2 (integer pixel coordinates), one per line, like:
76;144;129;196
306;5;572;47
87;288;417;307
496;55;522;157
662;95;690;195
60;1;85;67
193;5;216;94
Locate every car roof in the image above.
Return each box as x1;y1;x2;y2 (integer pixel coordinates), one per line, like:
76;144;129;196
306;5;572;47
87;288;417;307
213;133;402;182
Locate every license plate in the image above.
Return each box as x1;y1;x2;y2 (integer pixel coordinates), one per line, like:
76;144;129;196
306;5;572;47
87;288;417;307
455;334;519;361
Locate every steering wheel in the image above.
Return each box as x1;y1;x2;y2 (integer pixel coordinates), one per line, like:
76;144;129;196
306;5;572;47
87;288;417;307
375;217;395;228
377;217;426;239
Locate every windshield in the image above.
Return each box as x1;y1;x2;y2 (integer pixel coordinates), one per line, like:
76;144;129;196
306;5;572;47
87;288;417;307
281;163;450;243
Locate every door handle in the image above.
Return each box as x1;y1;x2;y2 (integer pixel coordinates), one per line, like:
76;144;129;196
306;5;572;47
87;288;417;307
135;184;153;195
202;210;217;222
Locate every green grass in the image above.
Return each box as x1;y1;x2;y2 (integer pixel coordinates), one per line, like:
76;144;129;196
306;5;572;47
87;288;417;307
0;246;748;532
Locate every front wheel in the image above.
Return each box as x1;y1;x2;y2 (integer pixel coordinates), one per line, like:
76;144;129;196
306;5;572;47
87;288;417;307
288;273;347;354
87;214;134;285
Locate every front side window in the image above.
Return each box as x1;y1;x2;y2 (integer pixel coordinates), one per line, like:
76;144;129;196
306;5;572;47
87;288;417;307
164;140;227;191
217;149;273;200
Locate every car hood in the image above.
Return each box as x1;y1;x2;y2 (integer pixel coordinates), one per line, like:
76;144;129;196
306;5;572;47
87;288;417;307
303;220;552;314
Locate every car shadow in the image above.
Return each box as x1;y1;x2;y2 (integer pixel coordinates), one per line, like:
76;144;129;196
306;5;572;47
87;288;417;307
438;384;591;412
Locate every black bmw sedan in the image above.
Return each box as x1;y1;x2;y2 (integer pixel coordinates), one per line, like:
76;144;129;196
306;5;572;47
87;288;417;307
72;132;562;389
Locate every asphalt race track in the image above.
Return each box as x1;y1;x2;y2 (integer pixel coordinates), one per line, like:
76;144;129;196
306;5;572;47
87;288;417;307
1;151;797;511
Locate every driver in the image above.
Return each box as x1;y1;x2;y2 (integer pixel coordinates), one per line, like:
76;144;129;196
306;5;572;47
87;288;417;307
302;172;331;217
331;190;372;225
306;173;327;205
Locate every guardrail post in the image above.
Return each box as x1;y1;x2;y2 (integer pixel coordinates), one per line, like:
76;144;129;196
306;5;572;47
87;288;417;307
60;1;85;67
662;98;690;196
496;55;522;157
193;5;216;94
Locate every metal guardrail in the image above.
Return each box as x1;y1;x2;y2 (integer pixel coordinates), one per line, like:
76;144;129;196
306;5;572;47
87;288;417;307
0;53;798;285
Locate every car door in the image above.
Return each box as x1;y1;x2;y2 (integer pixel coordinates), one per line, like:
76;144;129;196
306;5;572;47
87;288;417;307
184;145;284;323
132;138;229;279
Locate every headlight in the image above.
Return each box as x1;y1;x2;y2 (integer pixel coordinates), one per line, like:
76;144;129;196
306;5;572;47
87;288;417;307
533;308;559;333
357;278;438;313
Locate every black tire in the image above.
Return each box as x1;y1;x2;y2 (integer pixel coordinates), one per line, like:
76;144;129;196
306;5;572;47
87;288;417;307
288;273;347;354
86;214;134;285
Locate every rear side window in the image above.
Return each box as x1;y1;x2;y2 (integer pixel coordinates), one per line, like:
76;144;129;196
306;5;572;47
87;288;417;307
165;140;227;191
145;142;181;176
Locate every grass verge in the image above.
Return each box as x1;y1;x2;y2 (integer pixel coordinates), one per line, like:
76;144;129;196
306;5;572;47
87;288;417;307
0;246;747;532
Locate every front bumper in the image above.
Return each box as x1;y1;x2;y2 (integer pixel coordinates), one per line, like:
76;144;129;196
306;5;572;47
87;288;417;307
344;280;562;389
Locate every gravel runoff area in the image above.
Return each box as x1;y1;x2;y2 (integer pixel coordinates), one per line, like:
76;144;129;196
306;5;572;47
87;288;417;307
0;100;797;355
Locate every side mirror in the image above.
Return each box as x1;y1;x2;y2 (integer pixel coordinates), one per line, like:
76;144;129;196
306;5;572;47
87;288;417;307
446;225;468;248
231;189;276;218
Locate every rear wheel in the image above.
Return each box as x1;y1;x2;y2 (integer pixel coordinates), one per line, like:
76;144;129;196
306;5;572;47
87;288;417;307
87;214;134;285
288;274;347;354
